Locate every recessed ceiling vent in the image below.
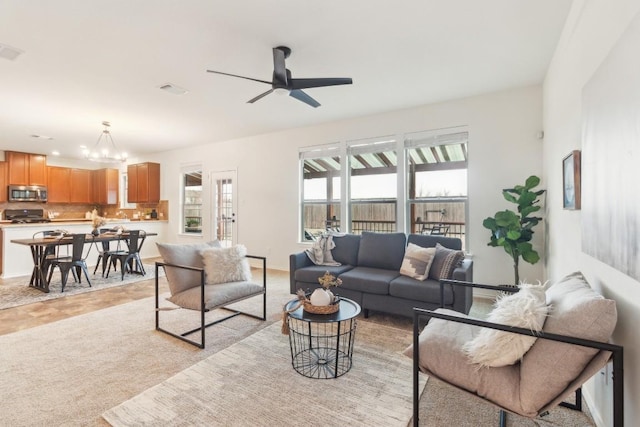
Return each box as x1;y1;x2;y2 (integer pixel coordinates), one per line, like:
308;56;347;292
159;83;188;95
0;44;24;61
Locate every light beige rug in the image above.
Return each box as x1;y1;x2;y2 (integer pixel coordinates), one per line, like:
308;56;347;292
103;321;425;426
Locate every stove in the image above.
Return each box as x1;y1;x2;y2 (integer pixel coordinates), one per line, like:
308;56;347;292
4;208;51;224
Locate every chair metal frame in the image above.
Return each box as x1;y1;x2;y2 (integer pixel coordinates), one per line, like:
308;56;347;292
92;228;119;277
412;279;624;427
106;230;147;280
46;233;92;292
155;255;267;349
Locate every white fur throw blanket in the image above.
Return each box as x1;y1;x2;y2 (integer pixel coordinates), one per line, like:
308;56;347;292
305;234;341;266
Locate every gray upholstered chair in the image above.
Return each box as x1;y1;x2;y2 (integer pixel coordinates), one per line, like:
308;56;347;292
155;241;266;349
407;272;623;426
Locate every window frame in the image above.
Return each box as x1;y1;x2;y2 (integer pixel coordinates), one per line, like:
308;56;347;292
180;164;203;236
299;127;469;248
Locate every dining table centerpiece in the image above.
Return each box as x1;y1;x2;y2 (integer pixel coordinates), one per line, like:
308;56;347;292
91;209;106;236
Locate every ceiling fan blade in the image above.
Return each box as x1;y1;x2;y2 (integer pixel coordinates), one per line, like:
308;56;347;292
206;70;271;85
247;88;275;103
289;89;320;108
272;47;288;85
289;77;353;90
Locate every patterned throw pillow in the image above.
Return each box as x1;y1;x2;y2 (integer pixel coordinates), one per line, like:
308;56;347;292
400;243;436;281
428;243;465;280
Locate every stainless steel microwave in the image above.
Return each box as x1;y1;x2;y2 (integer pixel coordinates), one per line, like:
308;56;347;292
8;185;48;202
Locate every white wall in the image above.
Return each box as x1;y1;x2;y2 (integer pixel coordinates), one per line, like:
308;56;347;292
543;0;640;425
151;85;544;284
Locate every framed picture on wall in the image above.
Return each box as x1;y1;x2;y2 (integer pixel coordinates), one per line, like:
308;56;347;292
563;150;581;210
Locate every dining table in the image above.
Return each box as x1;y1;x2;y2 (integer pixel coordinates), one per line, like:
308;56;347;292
11;231;157;293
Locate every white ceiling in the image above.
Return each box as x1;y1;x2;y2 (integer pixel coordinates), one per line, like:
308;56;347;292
0;0;572;161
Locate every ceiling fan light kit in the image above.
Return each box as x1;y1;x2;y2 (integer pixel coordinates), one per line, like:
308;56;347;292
207;46;352;108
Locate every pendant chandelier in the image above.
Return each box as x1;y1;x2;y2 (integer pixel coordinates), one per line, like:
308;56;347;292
83;121;128;163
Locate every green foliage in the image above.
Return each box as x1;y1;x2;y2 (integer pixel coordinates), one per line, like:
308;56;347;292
483;175;545;284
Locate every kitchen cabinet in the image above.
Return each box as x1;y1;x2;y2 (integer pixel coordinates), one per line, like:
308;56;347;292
0;162;8;203
47;166;72;203
6;151;47;186
127;162;160;203
93;168;119;205
70;168;91;203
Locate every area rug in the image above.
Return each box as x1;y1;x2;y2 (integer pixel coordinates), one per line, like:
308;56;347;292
0;261;162;310
103;321;424;427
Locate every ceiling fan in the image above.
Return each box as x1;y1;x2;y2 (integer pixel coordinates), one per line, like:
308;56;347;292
206;46;352;108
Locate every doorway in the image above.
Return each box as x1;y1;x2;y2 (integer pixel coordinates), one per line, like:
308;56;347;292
211;170;237;247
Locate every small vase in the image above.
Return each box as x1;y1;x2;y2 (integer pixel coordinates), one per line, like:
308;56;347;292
91;228;99;236
326;289;335;303
309;288;331;306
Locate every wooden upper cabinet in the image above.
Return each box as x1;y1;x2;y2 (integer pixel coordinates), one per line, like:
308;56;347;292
29;154;47;185
93;168;119;205
47;166;71;203
70;168;91;203
127;162;160;203
0;162;8;202
6;151;47;186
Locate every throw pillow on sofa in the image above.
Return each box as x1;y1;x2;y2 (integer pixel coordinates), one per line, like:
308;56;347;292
462;282;548;368
428;243;465;280
400;243;436;281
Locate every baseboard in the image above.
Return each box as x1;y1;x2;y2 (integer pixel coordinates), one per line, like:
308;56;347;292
473;288;498;300
583;385;607;427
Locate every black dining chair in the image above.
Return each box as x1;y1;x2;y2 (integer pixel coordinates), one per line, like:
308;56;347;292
106;230;146;280
31;230;60;283
46;233;92;292
93;228;119;277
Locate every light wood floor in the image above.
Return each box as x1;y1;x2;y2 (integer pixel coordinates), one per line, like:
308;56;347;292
0;275;162;336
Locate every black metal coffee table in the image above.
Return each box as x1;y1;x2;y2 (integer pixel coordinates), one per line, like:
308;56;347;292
284;297;361;379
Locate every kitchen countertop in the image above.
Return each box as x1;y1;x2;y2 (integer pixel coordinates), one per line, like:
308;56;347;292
0;219;167;227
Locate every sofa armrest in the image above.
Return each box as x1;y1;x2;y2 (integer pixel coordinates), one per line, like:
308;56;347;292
289;252;312;293
446;258;478;314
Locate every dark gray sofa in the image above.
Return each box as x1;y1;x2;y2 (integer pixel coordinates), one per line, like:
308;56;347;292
289;231;473;318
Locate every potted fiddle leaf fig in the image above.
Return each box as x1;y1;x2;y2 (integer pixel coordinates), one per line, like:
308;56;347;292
482;175;546;285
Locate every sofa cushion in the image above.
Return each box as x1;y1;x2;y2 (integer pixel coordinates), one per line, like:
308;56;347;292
463;283;548;368
293;264;354;286
389;275;453;305
331;233;361;266
357;231;406;270
201;244;251;285
156;241;222;295
429;243;465;280
519;271;617;415
400;243;436;280
338;266;399;295
407;234;462;250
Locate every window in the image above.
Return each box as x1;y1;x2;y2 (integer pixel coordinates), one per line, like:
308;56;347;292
406;130;468;249
299;127;468;247
348;137;397;234
300;145;341;241
181;167;202;234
